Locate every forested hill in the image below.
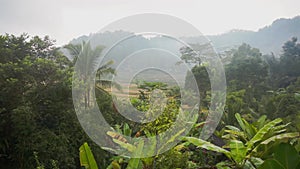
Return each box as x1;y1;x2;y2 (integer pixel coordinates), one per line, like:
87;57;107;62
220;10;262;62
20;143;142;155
207;16;300;55
70;16;300;56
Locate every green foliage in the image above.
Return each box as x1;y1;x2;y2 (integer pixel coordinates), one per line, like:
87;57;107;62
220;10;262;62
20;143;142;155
258;143;300;169
259;86;300;131
246;118;282;152
105;112;190;169
137;81;168;91
280;37;300;77
126;140;144;169
183;137;231;157
154;148;190;169
141;98;179;135
225;44;270;115
79;143;99;169
0;34;110;169
223;90;247;126
224;113;299;158
2;32;300;169
226;43;269;91
34;152;45;169
216;161;232;169
184;113;299;168
184;64;212;111
229;140;247;164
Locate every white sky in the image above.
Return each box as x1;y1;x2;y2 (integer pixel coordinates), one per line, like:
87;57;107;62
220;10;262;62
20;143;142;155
1;0;300;45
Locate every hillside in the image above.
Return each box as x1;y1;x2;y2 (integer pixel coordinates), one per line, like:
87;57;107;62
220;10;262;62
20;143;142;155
70;16;300;56
206;16;300;55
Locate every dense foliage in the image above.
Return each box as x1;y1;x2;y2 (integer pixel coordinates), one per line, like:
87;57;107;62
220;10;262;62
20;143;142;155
0;34;110;169
0;33;300;169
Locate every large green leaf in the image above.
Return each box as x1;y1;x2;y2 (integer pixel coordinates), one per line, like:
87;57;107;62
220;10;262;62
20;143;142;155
235;113;247;134
123;123;132;137
274;143;300;169
249;157;264;168
126;140;144;169
224;129;247;140
107;131;136;152
254;115;267;129
244;160;257;169
126;157;141;169
157;128;185;154
112;139;136;153
243;119;257;139
265;123;291;138
258;159;284;169
235;113;256;139
226;125;241;132
297;162;300;169
260;132;299;145
246;118;282;152
144;137;157;157
183;137;231;158
272;123;291;133
229;140;247;164
79;142;99;169
258;143;300;169
295;93;300;101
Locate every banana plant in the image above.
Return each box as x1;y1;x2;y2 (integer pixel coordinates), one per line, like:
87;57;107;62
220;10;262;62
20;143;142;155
183;113;299;168
105;121;188;169
224;113;299;158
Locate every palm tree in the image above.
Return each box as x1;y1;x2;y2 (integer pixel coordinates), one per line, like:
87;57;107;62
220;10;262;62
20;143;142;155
64;41;115;108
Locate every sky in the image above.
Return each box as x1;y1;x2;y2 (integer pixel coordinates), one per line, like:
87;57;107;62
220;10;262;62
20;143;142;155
1;0;300;46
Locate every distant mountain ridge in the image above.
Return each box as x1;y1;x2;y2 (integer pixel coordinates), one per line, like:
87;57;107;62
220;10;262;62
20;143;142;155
70;15;300;56
206;16;300;55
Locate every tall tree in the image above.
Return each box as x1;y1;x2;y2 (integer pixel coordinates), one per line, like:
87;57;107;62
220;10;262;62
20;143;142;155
64;42;114;108
278;37;300;84
225;44;269;113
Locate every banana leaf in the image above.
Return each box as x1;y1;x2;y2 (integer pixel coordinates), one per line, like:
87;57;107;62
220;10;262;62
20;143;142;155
183;137;231;158
79;142;99;169
246;118;282;152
